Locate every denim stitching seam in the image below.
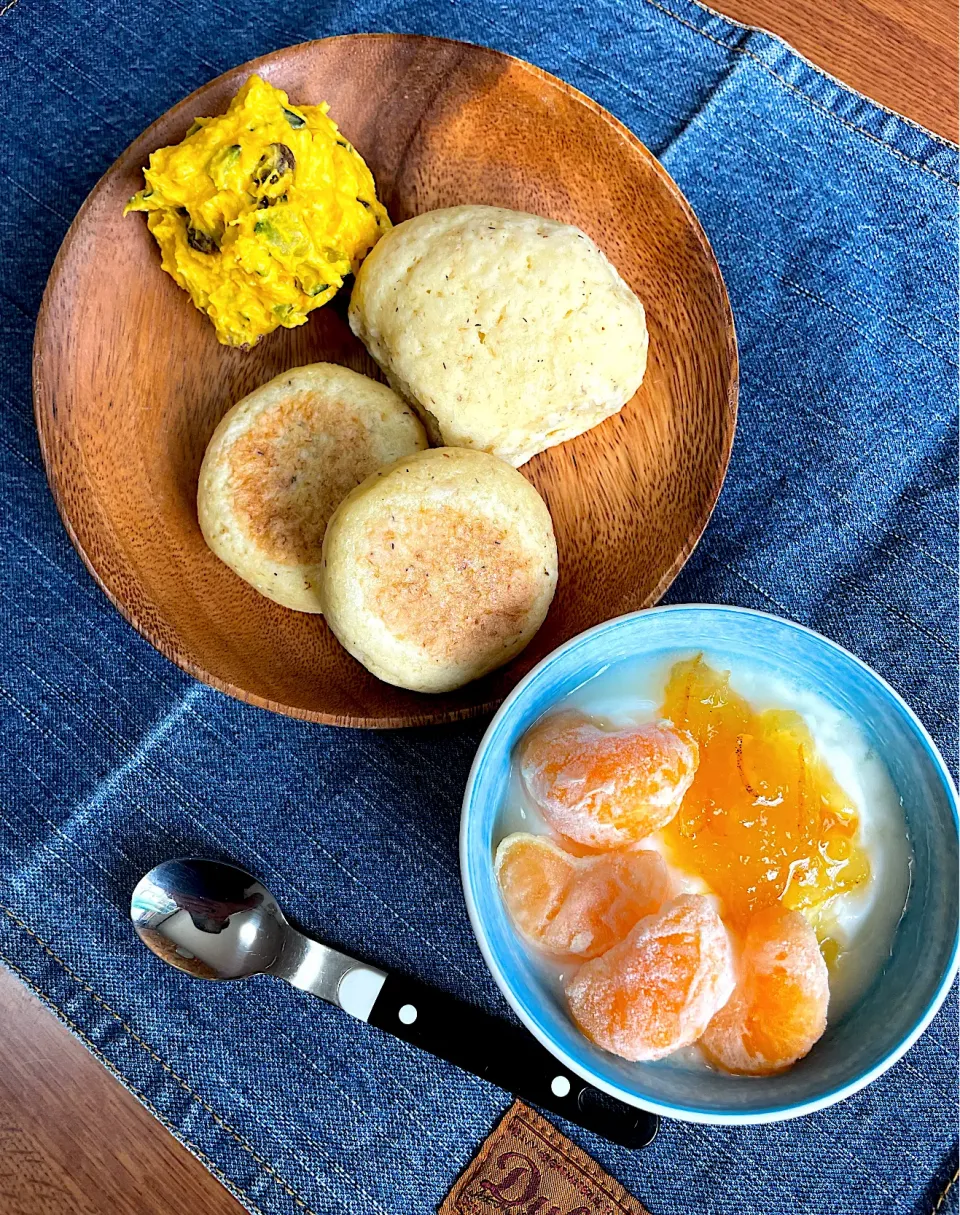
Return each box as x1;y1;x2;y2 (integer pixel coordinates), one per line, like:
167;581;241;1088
0;947;268;1215
0;902;320;1215
687;0;958;149
641;0;959;185
932;1166;959;1214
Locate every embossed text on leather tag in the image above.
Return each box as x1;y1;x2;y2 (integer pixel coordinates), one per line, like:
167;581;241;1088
440;1099;652;1214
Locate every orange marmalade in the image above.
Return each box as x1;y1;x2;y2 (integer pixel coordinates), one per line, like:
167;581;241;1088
659;656;869;932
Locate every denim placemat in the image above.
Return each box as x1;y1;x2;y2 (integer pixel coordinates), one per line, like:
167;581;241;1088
0;1;956;1213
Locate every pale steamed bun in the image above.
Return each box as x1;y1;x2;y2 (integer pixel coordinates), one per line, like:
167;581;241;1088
348;205;648;466
320;448;558;692
198;363;427;612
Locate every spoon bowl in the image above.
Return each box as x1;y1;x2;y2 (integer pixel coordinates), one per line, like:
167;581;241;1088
131;858;287;980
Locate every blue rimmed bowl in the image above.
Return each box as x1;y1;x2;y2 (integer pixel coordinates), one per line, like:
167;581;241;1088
460;605;959;1124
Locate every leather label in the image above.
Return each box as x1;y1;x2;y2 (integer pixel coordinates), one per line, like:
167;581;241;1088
440;1099;652;1214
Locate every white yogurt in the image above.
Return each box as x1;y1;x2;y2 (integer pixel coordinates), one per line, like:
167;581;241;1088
497;649;912;1039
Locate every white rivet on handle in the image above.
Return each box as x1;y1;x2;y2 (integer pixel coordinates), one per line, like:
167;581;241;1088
551;1075;571;1098
398;1003;418;1025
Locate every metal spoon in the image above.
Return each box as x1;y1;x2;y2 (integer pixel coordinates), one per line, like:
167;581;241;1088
131;857;658;1149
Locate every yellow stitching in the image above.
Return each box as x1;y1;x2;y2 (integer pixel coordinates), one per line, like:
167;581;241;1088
0;0;21;16
777;278;938;380
683;0;960;153
0;903;319;1215
932;1166;959;1214
641;0;959;187
0;952;267;1215
749;63;958;184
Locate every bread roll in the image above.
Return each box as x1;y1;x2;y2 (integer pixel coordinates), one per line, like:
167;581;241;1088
349;205;648;466
320;448;558;691
198;363;427;612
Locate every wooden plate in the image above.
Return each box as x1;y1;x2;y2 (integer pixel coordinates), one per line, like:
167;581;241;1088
34;34;737;728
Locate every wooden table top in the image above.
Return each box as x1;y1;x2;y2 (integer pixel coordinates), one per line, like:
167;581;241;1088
1;4;955;1214
715;0;956;139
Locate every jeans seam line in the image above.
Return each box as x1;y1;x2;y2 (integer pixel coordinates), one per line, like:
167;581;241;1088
641;0;959;185
932;1165;959;1214
0;901;320;1215
0;946;273;1215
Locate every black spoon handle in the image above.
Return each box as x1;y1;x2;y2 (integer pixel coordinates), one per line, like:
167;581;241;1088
367;971;658;1149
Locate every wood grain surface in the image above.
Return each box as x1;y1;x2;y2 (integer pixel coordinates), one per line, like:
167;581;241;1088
0;966;244;1215
6;5;955;1215
717;0;957;139
33;35;737;730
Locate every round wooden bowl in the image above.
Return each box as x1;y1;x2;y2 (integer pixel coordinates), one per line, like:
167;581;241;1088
34;34;737;728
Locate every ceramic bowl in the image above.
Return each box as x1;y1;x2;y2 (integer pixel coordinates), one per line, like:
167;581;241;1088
460;604;959;1123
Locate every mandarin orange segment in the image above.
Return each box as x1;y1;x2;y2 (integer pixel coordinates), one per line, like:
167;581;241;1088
550;848;671;958
494;833;577;946
700;904;829;1074
659;656;870;930
519;711;699;848
495;833;670;958
565;894;735;1061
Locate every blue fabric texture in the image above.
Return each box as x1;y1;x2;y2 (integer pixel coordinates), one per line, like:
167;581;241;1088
0;1;957;1213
